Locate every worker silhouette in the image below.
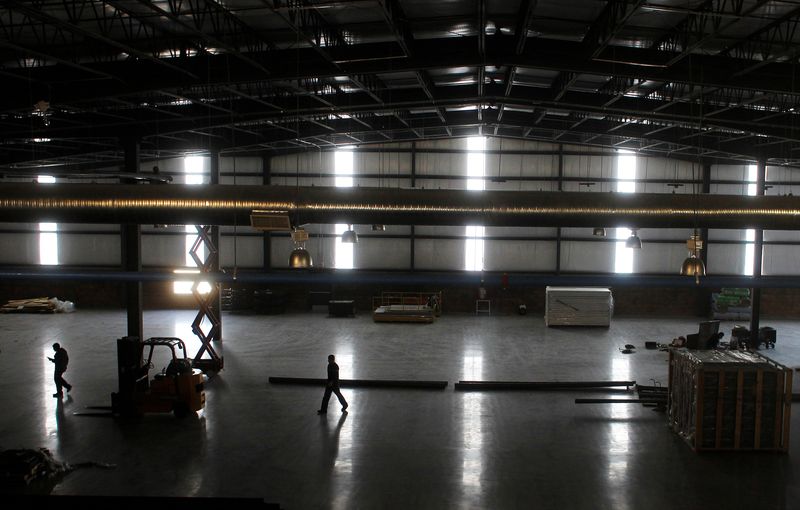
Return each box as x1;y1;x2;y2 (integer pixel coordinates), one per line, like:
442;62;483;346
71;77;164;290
317;354;348;414
48;343;72;398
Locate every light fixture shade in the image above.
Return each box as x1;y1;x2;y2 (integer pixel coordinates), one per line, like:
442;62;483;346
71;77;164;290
593;227;606;237
625;231;642;249
342;226;358;243
289;247;312;268
680;255;706;277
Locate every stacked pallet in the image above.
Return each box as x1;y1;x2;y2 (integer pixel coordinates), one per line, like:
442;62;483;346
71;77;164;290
1;297;56;313
668;349;792;452
373;305;435;323
545;287;613;326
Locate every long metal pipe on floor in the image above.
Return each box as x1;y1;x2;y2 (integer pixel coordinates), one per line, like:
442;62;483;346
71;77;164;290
454;380;636;391
3;183;800;229
269;376;448;389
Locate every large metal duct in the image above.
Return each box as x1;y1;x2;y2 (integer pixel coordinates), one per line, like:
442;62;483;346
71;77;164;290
1;183;800;229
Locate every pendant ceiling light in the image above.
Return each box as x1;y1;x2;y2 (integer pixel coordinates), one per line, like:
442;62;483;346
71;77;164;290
592;227;606;237
288;228;312;268
682;90;707;285
680;230;706;284
342;224;358;243
625;229;642;249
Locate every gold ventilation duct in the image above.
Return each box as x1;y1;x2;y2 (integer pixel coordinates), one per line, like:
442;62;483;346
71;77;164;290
2;183;800;229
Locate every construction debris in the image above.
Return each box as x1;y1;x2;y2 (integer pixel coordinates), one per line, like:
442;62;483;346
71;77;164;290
0;297;75;314
0;448;114;492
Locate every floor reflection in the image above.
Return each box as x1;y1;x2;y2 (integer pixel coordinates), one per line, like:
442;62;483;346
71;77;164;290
171;320;224;366
461;350;485;501
321;411;351;509
336;354;354;380
177;415;208;497
606;356;632;509
42;346;61;443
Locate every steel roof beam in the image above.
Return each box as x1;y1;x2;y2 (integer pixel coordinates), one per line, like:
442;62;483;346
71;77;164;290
376;0;443;136
3;1;197;78
9;36;800;113
649;0;770;66
115;0;273;74
583;0;645;59
6;80;797;142
496;0;538;131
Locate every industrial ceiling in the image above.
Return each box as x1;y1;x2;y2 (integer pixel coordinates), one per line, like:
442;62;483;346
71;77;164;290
4;0;800;170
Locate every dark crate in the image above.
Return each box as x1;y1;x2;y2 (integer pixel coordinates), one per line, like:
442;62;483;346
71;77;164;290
668;349;792;452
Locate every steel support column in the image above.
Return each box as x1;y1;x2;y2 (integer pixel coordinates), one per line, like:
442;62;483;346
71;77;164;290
410;141;417;271
750;159;766;347
262;154;272;270
556;144;563;275
121;137;142;340
699;162;712;317
209;150;222;340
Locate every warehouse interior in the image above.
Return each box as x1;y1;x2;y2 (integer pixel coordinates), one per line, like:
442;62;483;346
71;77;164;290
3;1;800;508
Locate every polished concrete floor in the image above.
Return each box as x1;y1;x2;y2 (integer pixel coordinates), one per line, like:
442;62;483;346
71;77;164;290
2;309;800;509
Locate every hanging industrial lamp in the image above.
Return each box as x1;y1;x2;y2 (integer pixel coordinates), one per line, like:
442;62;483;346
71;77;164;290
341;225;358;243
289;228;312;268
625;229;642;249
680;230;706;284
592;227;606;237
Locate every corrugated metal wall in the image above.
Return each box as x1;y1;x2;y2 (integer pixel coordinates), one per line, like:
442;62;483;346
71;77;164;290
2;138;800;276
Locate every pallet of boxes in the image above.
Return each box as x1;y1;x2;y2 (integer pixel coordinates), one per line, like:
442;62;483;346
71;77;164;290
668;349;792;452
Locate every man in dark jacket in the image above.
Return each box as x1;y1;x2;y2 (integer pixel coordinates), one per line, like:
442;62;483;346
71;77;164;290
47;343;72;398
317;354;348;414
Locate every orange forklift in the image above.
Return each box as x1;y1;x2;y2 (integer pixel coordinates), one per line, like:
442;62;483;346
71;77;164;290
111;336;205;417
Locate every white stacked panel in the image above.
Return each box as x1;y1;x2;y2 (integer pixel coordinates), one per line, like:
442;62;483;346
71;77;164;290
545;287;613;327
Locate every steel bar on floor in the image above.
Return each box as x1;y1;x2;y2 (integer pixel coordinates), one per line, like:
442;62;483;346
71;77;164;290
455;380;636;391
269;377;447;389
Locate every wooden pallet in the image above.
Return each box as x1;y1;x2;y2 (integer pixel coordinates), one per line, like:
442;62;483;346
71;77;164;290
668;349;792;452
372;305;435;323
0;297;56;313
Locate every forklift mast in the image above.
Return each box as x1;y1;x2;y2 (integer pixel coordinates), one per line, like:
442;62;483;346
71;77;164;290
114;336;148;415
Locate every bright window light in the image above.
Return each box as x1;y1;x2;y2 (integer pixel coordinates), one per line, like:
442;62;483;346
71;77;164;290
175;157;208;293
465;137;486;271
173;269;211;295
467;136;486;191
614;151;636;274
184;155;204;175
335;150;354;188
335;149;355;269
744;164;757;275
465;225;485;271
39;230;58;266
334;223;354;269
37;175;58;265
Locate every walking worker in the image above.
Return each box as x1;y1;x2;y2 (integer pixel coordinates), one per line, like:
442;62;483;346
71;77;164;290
47;343;72;398
317;354;348;414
